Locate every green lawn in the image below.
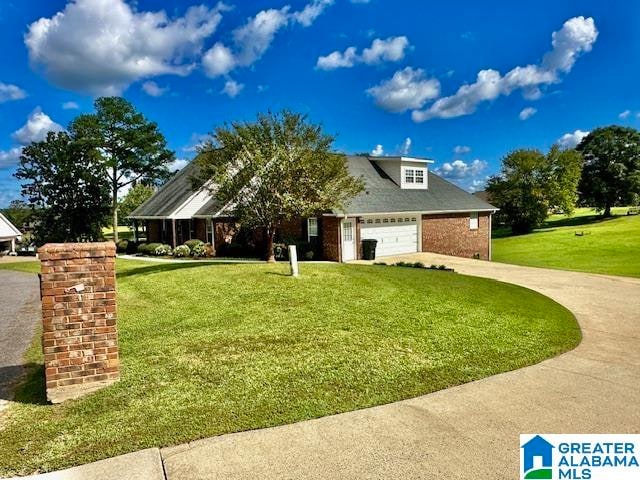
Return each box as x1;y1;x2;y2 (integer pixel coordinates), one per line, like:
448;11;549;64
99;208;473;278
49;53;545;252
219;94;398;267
492;207;640;277
0;259;580;475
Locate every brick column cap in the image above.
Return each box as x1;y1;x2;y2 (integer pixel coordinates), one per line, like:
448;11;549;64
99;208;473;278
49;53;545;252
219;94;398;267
38;242;116;259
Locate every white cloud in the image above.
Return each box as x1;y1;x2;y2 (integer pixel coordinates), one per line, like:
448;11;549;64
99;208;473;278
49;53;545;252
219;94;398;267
411;16;597;122
436;159;487;179
370;144;384;156
542;16;598;72
0;148;23;168
519;107;537;120
619;110;631;120
25;0;225;95
557;129;589;149
62;101;79;110
170;158;190;171
317;36;409;70
367;67;440;113
453;145;471;154
202;42;236;77
0;110;63;168
0;82;27;103
142;80;168;97
11;109;64;145
399;137;411;155
316;47;358;69
221;79;244;98
292;0;334;27
203;1;333;78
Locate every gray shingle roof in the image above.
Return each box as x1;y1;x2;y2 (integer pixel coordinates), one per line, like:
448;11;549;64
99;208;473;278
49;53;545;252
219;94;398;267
130;154;496;219
335;156;496;215
129;160;202;218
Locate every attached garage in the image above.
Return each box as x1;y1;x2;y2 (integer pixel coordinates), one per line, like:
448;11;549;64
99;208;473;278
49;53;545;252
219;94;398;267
360;215;419;257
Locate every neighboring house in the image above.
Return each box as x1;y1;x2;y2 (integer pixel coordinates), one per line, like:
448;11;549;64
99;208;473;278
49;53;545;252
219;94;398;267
0;212;22;255
129;155;497;261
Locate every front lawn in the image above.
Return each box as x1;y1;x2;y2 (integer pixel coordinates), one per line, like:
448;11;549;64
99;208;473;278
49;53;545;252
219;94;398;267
492;207;640;277
0;259;580;475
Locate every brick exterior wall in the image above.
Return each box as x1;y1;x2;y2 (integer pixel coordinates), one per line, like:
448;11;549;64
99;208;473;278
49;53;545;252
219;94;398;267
421;212;491;260
321;216;341;262
38;242;120;403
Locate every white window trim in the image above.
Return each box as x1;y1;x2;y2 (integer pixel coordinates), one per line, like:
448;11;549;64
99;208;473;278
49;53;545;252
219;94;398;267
307;217;318;242
415;169;424;184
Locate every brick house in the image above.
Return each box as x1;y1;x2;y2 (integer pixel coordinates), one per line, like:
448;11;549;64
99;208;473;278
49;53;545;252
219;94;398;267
129;155;497;261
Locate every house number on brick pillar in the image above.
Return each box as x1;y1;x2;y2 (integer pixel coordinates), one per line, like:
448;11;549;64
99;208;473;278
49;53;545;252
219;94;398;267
38;242;120;403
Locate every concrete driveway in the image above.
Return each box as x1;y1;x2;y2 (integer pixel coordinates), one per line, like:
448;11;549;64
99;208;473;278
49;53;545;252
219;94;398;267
161;253;640;479
0;270;40;411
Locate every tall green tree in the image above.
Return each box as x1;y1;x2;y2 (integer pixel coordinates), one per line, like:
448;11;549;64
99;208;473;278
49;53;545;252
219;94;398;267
576;125;640;216
118;183;155;225
486;147;583;233
70;97;174;242
15;131;111;244
196;110;364;262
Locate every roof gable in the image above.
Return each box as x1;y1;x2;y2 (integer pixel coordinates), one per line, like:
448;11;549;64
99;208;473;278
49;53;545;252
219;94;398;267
0;212;22;239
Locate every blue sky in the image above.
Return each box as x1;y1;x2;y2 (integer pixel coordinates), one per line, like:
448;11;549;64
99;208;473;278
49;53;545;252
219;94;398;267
1;0;639;207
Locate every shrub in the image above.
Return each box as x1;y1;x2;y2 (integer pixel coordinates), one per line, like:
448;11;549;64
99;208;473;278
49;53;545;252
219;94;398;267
191;242;207;258
136;243;148;254
174;244;191;257
203;243;215;258
145;243;162;255
184;239;204;253
155;244;172;256
116;239;128;253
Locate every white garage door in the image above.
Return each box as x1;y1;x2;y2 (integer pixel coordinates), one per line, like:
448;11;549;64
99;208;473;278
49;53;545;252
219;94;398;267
361;216;418;258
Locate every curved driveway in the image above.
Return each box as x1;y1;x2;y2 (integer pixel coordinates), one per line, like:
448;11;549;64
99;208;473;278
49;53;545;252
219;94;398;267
162;254;640;479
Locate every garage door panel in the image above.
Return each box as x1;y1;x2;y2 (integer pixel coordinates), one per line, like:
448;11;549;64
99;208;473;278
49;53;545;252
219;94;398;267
361;217;418;257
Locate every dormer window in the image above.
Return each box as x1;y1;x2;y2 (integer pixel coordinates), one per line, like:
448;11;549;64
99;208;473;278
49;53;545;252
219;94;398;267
415;169;424;184
405;169;415;183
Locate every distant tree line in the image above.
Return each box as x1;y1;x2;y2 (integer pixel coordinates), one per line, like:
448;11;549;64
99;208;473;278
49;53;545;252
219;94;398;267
487;125;640;233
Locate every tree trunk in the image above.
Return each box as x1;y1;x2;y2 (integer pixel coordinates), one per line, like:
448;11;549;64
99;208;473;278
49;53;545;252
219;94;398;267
112;167;119;243
265;226;276;263
603;203;612;217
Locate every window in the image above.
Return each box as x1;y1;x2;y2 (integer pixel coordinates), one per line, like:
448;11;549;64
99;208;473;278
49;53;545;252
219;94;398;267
390;218;396;223
366;219;373;224
415;169;424;184
404;168;415;183
375;219;381;224
383;218;389;223
206;220;214;244
470;212;479;230
342;221;353;241
307;217;318;241
411;217;416;222
397;218;403;223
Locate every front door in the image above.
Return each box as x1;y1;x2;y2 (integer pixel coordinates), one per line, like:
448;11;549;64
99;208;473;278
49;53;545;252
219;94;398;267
341;219;356;262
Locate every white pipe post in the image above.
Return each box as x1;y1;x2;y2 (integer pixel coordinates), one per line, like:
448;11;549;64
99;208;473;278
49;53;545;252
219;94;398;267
288;245;299;277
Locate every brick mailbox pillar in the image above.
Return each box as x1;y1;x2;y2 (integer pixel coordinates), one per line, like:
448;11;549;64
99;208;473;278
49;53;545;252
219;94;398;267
39;242;120;403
